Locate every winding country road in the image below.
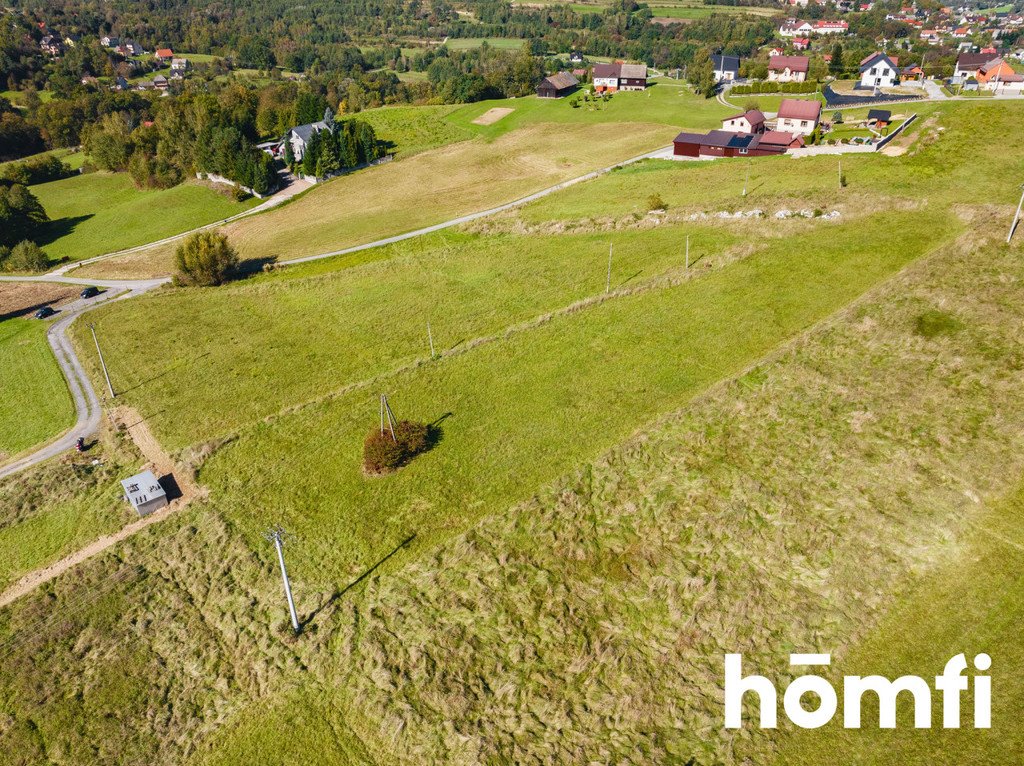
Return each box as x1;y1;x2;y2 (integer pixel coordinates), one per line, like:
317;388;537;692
0;145;673;480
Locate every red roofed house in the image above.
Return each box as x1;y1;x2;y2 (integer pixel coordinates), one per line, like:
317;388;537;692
977;59;1024;92
155;48;174;62
672;129;800;158
793;37;810;51
722;109;766;134
775;98;821;136
768;55;810;82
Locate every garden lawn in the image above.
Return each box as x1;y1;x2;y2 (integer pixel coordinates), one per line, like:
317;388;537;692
354;104;471;157
0;318;73;460
31;173;259;264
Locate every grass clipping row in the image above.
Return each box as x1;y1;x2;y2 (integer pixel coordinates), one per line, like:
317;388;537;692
363;421;431;474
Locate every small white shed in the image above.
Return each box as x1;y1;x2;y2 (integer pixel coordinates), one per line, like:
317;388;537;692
121;470;168;516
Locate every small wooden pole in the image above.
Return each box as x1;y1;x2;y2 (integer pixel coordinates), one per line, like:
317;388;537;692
381;395;397;442
685;235;690;270
427;321;435;358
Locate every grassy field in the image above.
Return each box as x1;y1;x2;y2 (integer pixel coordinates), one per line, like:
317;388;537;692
72;85;732;277
0;147;85;173
1;100;1023;765
443;37;528;50
0;318;73;460
31;173;259;264
0;429;138;592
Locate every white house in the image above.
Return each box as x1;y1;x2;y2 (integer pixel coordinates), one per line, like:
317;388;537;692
779;18;814;37
711;54;740;83
858;52;900;88
813;20;849;35
722;109;766;134
768;55;810;83
775;98;821;136
592;63;621;92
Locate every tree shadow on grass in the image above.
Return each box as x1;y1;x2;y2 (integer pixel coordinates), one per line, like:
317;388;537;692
35;214;94;248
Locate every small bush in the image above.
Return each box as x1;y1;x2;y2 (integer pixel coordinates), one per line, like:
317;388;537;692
914;309;963;339
647;192;666;211
363;420;431;474
173;231;239;287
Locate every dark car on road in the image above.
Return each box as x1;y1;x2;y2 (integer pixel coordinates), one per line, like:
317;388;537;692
34;306;55;319
80;286;100;299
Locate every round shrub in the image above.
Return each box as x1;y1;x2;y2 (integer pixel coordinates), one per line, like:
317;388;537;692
363;420;431;474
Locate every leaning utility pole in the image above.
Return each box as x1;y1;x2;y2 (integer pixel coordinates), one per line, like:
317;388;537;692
89;324;115;399
1008;185;1024;244
380;394;398;442
265;526;300;634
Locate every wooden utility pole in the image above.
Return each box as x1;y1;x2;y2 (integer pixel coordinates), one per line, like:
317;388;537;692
1008;185;1024;244
838;157;843;189
685;235;690;270
265;527;300;634
89;324;115;399
606;243;613;293
380;394;397;442
427;321;435;358
743;160;750;197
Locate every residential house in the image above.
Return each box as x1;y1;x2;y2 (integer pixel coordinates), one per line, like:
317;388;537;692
672;129;801;158
768;46;785;57
101;35;120;48
977;58;1024;91
153;74;168;90
954;51;994;79
155;48;174;62
920;29;941;44
39;35;64;56
592;63;620;92
859;51;900;88
171;57;191;72
115;75;130;90
618;63;648;91
793;37;811;51
813;20;849;35
569;50;584;64
591;62;647;92
122;40;144;56
283;112;335;162
779;18;814;37
775;98;821;136
63;32;80;47
768;55;810;82
711;54;740;82
537;71;579;98
721;109;766;134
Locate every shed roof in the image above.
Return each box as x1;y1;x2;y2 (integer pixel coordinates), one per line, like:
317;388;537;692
121;470;166;509
867;108;892;122
542;71;579;90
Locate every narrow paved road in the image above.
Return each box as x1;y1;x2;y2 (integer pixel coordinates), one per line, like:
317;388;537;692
0;276;166;480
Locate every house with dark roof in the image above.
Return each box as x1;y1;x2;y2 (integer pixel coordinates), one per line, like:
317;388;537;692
775;98;821;135
712;54;740;83
537;71;579;98
592;63;620;92
953;52;992;79
591;62;647;92
866;109;892;127
722;109;766;134
859;52;900;88
618;63;648;91
768;55;810;83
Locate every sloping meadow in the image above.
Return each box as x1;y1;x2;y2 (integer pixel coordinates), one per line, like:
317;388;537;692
195;230;1024;764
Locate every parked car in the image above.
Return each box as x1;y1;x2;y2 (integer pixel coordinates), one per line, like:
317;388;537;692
80;286;100;299
34;306;55;319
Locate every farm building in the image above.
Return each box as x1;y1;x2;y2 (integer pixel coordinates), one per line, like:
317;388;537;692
619;63;648;91
591;62;647;92
537;71;579;98
121;471;168;516
673;129;801;158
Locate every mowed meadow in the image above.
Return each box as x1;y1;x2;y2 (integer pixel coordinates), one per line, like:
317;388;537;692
2;101;1024;764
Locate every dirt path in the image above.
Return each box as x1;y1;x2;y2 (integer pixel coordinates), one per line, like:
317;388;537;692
0;407;202;608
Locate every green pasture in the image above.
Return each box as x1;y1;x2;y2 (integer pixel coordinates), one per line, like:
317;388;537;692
0;318;73;459
31;173;259;264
